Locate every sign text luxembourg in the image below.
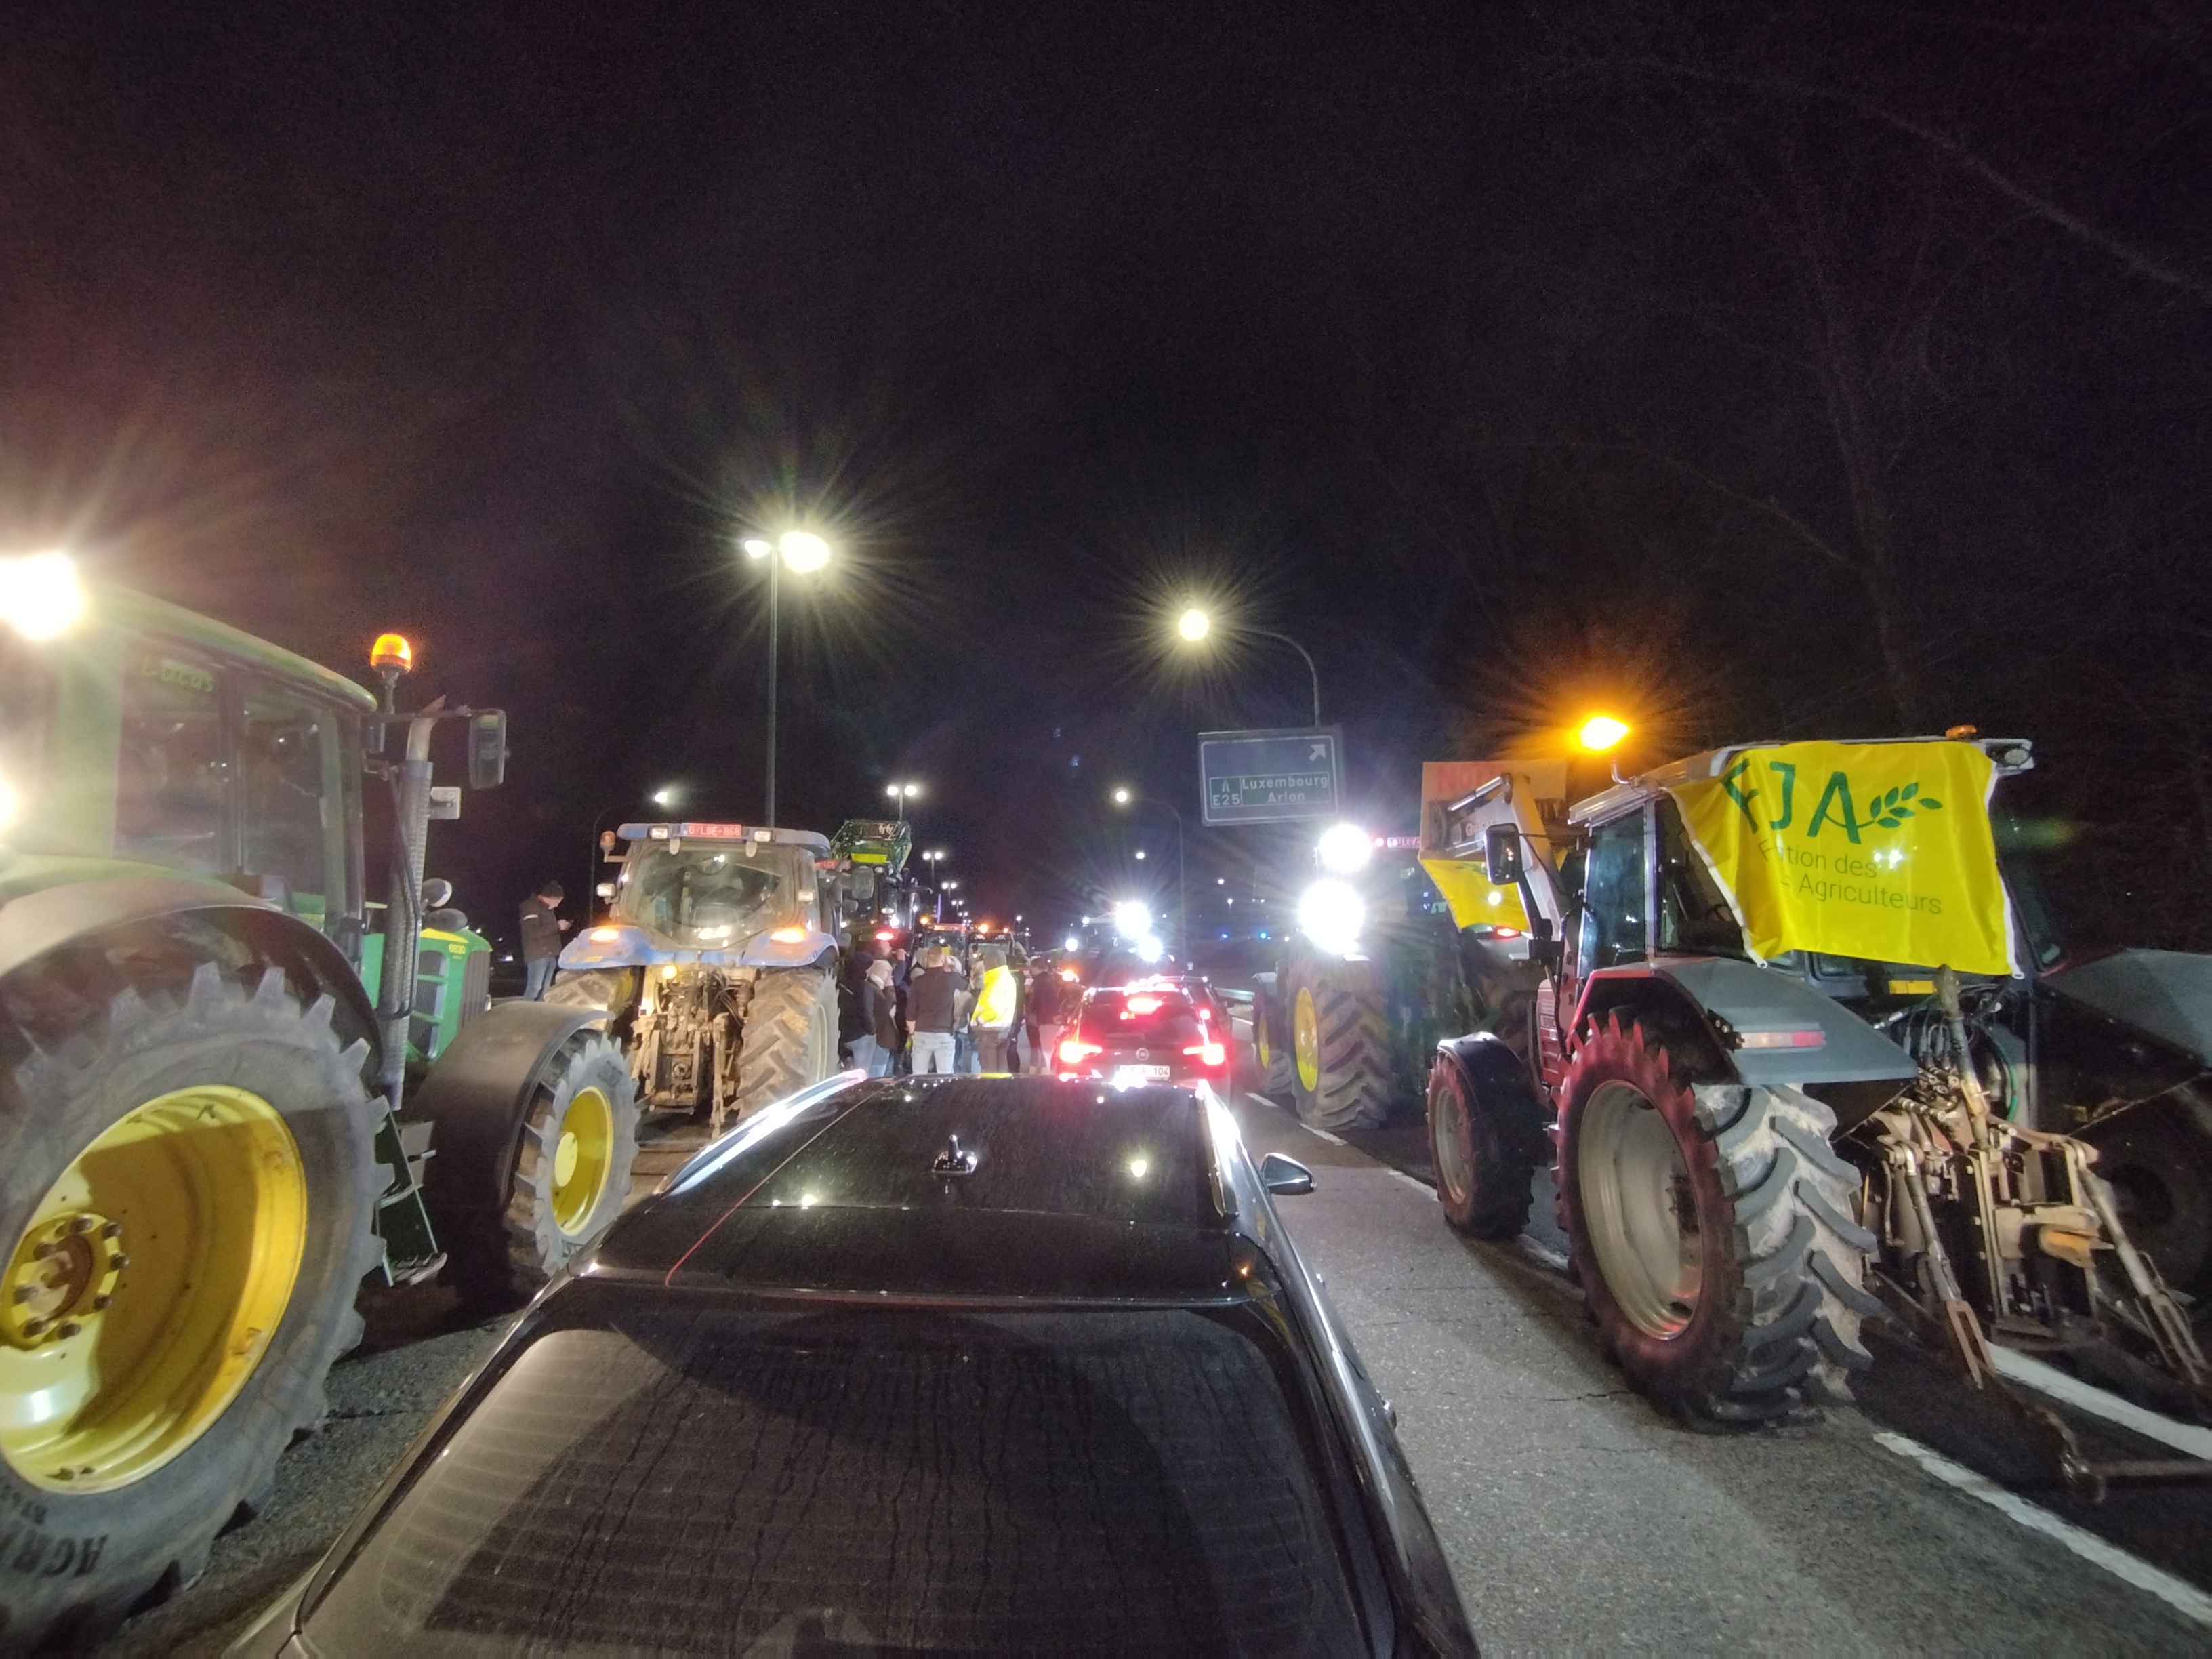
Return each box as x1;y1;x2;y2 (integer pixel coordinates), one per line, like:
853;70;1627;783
1198;727;1344;825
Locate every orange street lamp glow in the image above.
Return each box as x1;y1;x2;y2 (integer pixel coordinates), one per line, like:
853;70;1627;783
1578;714;1630;752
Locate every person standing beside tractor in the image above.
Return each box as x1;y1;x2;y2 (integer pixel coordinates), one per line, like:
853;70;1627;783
907;944;964;1074
519;880;569;999
1029;960;1069;1073
971;945;1018;1071
863;956;901;1076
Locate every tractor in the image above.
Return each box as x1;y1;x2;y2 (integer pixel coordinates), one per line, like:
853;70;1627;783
0;556;637;1646
1424;735;2212;1479
550;819;852;1132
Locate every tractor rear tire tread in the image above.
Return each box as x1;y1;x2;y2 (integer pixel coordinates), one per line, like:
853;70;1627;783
494;1033;640;1292
0;962;380;1650
1556;1015;1872;1426
731;969;840;1120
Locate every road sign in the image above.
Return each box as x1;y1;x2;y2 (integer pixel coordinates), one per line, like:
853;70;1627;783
1199;726;1345;825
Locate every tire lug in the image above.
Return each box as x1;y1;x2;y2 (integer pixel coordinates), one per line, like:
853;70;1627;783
109;1252;131;1270
56;1320;81;1338
21;1317;46;1336
92;1294;112;1310
68;1215;96;1235
31;1242;56;1261
12;1284;33;1303
100;1221;123;1239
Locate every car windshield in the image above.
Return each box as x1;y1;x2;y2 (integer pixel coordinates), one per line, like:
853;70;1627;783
613;840;808;946
1080;987;1208;1045
306;1305;1370;1656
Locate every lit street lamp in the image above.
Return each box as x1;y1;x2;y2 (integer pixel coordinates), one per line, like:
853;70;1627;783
741;529;834;827
885;780;922;821
1112;787;1186;962
588;781;680;922
1175;607;1322;726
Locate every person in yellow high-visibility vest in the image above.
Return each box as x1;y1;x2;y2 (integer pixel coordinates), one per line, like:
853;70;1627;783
970;946;1019;1072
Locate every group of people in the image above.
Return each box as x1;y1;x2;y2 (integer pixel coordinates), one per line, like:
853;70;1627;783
840;935;1076;1076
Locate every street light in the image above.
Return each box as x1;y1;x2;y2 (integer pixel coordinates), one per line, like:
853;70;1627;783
1174;607;1322;725
587;781;680;922
741;529;835;827
1112;788;1186;962
1578;714;1631;752
884;781;922;821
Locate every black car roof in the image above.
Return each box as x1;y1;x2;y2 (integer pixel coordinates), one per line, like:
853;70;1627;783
585;1076;1247;1303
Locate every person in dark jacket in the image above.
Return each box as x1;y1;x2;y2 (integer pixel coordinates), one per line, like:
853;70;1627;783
519;882;568;1000
863;957;901;1076
905;945;964;1075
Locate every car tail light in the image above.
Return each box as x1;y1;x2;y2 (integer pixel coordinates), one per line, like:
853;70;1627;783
1183;1040;1227;1068
769;926;809;945
1059;1037;1103;1065
1492;926;1522;940
1737;1027;1826;1050
1126;994;1162;1015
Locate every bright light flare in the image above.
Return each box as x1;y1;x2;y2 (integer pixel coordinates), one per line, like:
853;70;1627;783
1178;607;1210;641
741;537;773;560
779;530;832;572
0;551;86;641
1578;714;1631;752
1315;822;1372;874
1111;899;1151;938
1298;879;1366;956
1135;933;1166;964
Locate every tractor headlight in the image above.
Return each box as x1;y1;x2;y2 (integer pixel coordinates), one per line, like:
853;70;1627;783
1315;823;1372;874
0;550;85;641
1298;879;1366;956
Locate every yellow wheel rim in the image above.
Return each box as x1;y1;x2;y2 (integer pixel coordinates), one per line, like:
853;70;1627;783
0;1086;306;1494
1255;1015;1271;1067
1294;987;1322;1093
550;1086;614;1237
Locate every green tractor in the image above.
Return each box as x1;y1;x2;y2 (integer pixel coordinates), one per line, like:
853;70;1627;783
0;557;636;1645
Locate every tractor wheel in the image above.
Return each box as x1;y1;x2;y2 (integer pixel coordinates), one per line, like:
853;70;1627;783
2079;1105;2212;1319
731;969;840;1121
545;968;638;1023
1252;977;1294;1099
1429;1045;1544;1240
0;963;380;1649
1284;953;1394;1132
1555;1015;1879;1424
441;1033;639;1310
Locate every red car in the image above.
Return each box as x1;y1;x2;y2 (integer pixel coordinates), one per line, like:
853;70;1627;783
1057;979;1231;1088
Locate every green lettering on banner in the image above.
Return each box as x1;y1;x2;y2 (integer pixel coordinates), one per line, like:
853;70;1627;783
1722;757;1758;827
1807;771;1863;842
1767;761;1797;830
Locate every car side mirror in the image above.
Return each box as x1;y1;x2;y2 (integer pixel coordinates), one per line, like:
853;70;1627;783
468;710;508;790
1484;825;1523;886
1260;1151;1314;1196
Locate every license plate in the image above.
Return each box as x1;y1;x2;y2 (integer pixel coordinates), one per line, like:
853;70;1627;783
1113;1065;1172;1084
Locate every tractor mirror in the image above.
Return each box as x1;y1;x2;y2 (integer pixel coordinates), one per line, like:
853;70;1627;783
1484;825;1523;886
468;711;507;790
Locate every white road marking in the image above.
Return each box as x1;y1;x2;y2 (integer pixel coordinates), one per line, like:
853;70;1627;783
1389;1169;1435;1200
1305;1124;1348;1147
1517;1236;1571;1273
1988;1346;2212;1462
1873;1431;2212;1631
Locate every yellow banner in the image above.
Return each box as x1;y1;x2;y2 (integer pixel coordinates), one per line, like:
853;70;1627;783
1420;857;1532;933
1668;741;2015;975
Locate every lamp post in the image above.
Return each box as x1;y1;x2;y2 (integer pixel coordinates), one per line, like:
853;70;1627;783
885;781;922;821
921;848;947;920
742;529;833;827
1112;786;1187;963
1176;607;1322;725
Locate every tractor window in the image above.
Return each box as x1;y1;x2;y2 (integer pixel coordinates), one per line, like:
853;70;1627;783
239;684;345;926
1579;811;1647;968
615;842;808;947
1656;799;1749;958
115;647;227;875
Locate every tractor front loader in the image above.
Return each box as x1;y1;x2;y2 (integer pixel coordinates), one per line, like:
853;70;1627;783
1427;736;2212;1489
0;561;635;1647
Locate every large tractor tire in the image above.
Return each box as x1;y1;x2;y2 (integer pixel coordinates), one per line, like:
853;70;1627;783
2078;1104;2212;1322
0;963;380;1649
544;967;639;1023
436;1033;639;1311
1284;951;1395;1132
1251;974;1294;1099
1429;1036;1549;1240
1555;1015;1879;1424
731;969;840;1120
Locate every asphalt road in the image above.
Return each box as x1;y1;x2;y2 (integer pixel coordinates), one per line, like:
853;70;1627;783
106;1069;2212;1654
1223;1086;2212;1653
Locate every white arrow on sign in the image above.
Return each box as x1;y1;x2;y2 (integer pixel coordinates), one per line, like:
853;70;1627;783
1309;741;1328;760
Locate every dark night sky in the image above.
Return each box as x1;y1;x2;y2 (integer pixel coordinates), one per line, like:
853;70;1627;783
3;3;2207;949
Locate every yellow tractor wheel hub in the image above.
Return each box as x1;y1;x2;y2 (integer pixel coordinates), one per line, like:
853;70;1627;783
550;1086;614;1237
0;1086;307;1493
1294;987;1322;1094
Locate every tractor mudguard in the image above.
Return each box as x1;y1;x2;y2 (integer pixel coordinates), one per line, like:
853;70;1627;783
1577;958;1917;1088
1435;1031;1554;1164
0;872;379;1047
411;1000;611;1223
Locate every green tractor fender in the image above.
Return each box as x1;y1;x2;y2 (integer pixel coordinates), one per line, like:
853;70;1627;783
0;871;378;1052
